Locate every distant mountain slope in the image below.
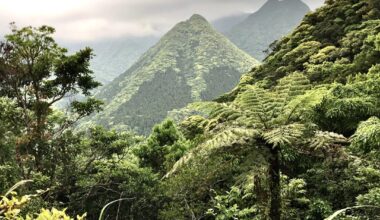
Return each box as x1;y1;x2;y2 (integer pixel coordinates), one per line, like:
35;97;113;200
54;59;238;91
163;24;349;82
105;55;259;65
219;0;380;102
225;0;310;60
84;14;258;134
64;37;158;84
212;13;249;33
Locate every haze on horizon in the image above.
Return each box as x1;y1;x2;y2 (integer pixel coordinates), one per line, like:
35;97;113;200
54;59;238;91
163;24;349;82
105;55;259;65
0;0;325;42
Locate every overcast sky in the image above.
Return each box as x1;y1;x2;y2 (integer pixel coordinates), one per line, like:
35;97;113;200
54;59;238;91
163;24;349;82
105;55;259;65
0;0;325;42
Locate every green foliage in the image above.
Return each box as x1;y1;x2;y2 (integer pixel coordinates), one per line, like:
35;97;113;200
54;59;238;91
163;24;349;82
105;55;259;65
136;119;190;175
306;199;333;220
30;209;86;220
59;127;158;219
84;14;258;135
0;98;22;192
312;65;380;136
281;177;310;219
351;117;380;154
221;0;380;99
0;181;85;220
192;72;317;151
178;115;208;140
2;0;380;219
0;24;102;178
206;187;257;220
357;188;380;206
163;72;347;219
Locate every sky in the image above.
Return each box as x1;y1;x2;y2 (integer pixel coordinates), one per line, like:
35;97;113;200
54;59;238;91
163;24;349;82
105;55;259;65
0;0;325;42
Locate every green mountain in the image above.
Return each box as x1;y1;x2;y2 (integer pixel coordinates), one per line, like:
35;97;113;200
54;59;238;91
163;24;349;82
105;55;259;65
222;0;380;100
84;14;258;134
159;1;380;219
225;0;310;60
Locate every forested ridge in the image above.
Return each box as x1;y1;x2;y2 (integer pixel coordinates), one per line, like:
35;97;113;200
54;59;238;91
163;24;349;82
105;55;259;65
224;0;310;60
82;14;257;135
1;0;380;220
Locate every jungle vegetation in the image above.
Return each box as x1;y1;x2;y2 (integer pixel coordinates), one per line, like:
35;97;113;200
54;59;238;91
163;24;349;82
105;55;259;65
1;0;380;219
82;14;258;135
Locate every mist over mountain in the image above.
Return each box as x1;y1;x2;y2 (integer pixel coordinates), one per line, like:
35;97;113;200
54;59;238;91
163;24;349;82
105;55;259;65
3;0;380;219
211;12;249;33
225;0;310;60
83;14;258;134
61;0;310;85
63;37;158;84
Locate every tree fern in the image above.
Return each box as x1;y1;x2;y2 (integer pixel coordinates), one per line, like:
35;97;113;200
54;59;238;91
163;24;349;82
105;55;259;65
351;117;380;153
274;72;311;104
262;123;306;148
167;72;347;220
309;131;348;154
235;85;278;128
165;127;259;178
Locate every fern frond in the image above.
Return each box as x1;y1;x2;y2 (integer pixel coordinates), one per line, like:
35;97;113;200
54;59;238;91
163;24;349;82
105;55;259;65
191;102;241;122
164;127;259;178
275;72;310;102
351;117;380;152
323;97;378;119
204;127;260;150
235;85;278;127
262;123;306;147
271;73;311;120
279;87;329;124
309;131;348;151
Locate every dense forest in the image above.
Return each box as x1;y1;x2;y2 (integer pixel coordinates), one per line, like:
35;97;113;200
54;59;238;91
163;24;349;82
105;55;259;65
83;14;257;135
1;0;380;219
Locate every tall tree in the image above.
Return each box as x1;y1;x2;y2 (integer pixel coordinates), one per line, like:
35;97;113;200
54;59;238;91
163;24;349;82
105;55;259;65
0;24;102;174
169;73;348;219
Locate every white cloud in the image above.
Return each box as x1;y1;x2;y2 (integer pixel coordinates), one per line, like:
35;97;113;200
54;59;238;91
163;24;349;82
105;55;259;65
0;0;325;42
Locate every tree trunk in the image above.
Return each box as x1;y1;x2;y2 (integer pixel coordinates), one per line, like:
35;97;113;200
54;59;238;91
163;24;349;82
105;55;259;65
268;146;281;220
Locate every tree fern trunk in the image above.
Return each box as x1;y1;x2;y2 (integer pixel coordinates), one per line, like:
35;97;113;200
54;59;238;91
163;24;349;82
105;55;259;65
268;146;281;220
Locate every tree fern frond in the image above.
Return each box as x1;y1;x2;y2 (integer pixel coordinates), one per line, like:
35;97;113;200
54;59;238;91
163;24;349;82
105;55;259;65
275;72;311;102
191;102;241;122
204;127;260;150
279;87;329;124
309;131;348;151
262;123;306;148
190;102;226;116
351;116;380;153
164;127;259;178
4;180;33;197
235;85;278;127
272;73;311;120
323;97;378;119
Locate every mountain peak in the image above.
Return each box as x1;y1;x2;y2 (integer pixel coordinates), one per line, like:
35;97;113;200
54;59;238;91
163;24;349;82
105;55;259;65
260;0;308;10
225;0;310;60
89;14;258;134
188;14;209;24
